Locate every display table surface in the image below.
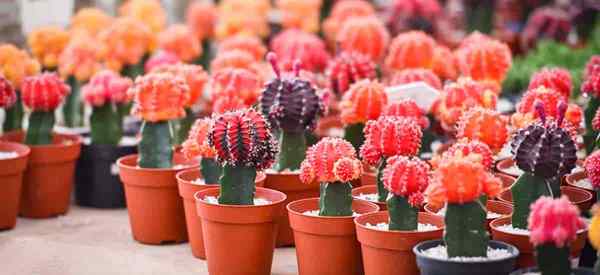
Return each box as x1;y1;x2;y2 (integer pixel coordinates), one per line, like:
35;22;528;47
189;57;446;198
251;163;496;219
0;205;298;275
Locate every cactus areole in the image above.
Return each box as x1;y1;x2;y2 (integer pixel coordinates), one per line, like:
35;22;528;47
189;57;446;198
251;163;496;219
260;52;324;172
510;100;577;229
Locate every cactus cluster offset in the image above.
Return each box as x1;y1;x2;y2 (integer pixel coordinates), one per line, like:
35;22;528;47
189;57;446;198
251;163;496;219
326;51;376;95
260;53;324;134
511;102;577;179
21;73;70;112
456;107;509;154
360;116;422;166
0;76;16;108
209;108;277;170
300;137;362;184
382;156;430;207
384;98;429;129
528;196;585;248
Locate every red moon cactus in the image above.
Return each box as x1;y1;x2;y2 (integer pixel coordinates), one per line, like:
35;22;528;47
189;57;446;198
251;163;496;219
382;155;430;207
0;75;16;108
528;67;572;99
528;196;585;248
384;98;429;129
456;107;509;154
385;31;436;72
360;116;423;166
21;72;70;112
300;137;362;184
326;51;376;95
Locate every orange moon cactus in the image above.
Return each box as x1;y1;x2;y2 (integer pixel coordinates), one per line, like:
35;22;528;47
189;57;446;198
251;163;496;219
456;107;509;154
70;8;114;37
99;17;156;72
385;31;436;73
157;24;202;63
128;72;190;122
435;138;494;170
186;0;217;40
323;0;375;44
432;45;459;80
27;26;70;70
218;35;267;62
455;39;512;93
215;0;271;39
58;34;104;82
386;68;442;90
119;0;166;33
182;117;216;159
210;49;262;77
152;64;208;108
336;16;390;61
211;67;262;107
0;44;40;89
339;79;388;125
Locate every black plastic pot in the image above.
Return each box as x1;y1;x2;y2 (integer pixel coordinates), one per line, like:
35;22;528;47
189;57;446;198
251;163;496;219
75;143;136;208
510;267;594;275
414;239;520;275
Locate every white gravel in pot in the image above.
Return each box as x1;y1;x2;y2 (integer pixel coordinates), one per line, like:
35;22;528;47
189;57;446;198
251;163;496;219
0;151;18;160
303;210;359;217
365;222;438;231
204;196;270;205
354;193;379;202
420;245;513;262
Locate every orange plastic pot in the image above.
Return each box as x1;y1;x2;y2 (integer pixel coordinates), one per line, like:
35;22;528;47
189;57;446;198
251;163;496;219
352;184;387;210
264;171;320;247
288;198;379;275
490;216;587;268
1;132;81;218
0;142;29;229
195;187;286;275
498;186;593;212
355;211;444;275
118;153;198;244
496;173;516;193
424;200;512;231
176;168;266;259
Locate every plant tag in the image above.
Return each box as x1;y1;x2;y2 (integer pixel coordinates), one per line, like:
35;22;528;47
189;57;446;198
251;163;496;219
385;82;440;112
20;0;74;34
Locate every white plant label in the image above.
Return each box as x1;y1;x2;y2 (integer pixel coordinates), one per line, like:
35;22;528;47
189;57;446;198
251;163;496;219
20;0;74;34
385;82;440;112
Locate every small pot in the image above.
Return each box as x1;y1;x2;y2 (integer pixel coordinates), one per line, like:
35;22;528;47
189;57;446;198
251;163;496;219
490;216;587;268
288;198;380;275
355;212;444;275
424;200;513;231
498;186;593;212
414;239;519;275
195;187;287;275
352;184;387;210
176;169;266;259
117;153;198;244
1;132;81;218
565;171;596;201
264;171;320;247
510;267;594;275
75;142;137;208
0;142;30;229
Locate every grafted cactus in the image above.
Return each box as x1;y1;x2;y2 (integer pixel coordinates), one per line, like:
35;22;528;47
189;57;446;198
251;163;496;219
528;67;572;99
336;16;390;62
326;51;376;95
270;29;330;73
456;107;509;154
434;138;494;171
322;0;375;45
209;109;278;205
384;31;436;73
384;98;429;129
510;101;577;229
300;137;362;216
182;118;221;184
260;53;324;171
382;156;429;231
455;39;512;93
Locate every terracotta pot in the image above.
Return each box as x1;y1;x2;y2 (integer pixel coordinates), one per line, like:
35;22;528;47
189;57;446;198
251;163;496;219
351;184;387;210
0;142;29;229
424;200;513;231
355;211;444;275
496;173;516;192
565;171;596;202
176;169;266;259
288;198;380;275
490;216;587;268
264;171;320;247
498;186;593;212
1;132;81;218
117;153;198;244
195;187;287;275
315;114;343;138
361;171;376;186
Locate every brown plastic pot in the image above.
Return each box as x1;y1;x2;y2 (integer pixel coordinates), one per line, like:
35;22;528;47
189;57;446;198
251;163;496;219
288;198;380;275
565;171;596;201
195;187;286;275
424;200;513;231
355;211;444;275
264;171;320;247
1;132;81;218
490;216;587;268
176;169;266;259
118;153;198;244
498;186;593;212
0;142;30;229
352;184;387;210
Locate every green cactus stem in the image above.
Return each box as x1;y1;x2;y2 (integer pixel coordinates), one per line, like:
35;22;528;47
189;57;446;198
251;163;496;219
376;158;388;202
121;57;146;80
511;172;551;229
90;104;122;145
201;158;221;184
344;123;365;151
585;98;600;154
3;92;23;132
218;164;256;205
444;201;489;258
173;108;195;145
195;40;213;69
138;121;173;168
25;111;55;145
319;182;353;216
63;76;84;127
387;195;418;231
117;102;131;122
275;130;306;171
536;244;571;275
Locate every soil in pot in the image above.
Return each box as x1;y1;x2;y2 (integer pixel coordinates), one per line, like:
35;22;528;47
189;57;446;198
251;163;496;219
194;187;287;275
490;216;587;268
498;186;593;213
413;239;519;275
118;153;198;245
355;211;444;275
510;267;594;275
0;142;30;229
75;138;137;208
425;200;513;231
287;198;379;275
176;169;266;259
352;184;387;210
264;170;320;247
1;132;81;218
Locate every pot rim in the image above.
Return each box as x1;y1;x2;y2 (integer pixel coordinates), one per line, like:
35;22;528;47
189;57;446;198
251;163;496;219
354;211;445;234
424;200;513;219
490;216;589;236
27;133;82;149
413;239;520;264
0;141;30;160
194;187;287;209
287;197;379;220
176;168;266;185
565;171;590;191
117;154;198;172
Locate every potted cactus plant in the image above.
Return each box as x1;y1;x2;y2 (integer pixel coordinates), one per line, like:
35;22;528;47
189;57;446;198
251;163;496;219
117;72;198;244
194;108;287;275
0;73;81;218
510;196;591;275
0;76;30;229
259;52;325;246
287;137;379;275
583;56;600;154
355;156;444;275
74;70;134;208
414;154;519;275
